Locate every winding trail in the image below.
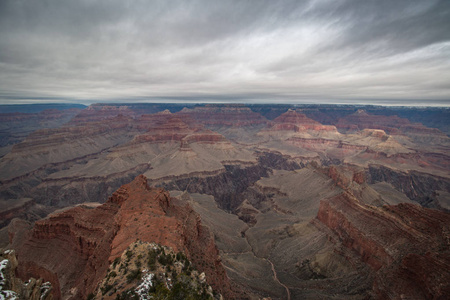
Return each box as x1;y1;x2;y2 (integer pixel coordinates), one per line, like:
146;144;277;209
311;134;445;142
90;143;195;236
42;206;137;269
242;228;291;300
266;258;291;300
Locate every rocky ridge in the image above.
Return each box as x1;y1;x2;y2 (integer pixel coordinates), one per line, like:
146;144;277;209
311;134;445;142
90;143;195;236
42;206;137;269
0;249;52;300
316;191;450;299
0;108;82;155
9;175;234;299
336;109;446;137
177;105;268;127
1;104;449;299
95;241;221;299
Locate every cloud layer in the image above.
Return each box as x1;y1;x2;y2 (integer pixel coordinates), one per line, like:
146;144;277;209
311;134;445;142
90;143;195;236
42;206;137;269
1;0;449;105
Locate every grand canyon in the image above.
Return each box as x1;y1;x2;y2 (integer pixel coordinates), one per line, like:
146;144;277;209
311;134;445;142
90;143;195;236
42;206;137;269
0;103;449;300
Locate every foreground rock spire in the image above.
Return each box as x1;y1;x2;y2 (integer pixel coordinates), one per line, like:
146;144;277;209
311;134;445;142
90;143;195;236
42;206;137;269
8;175;233;299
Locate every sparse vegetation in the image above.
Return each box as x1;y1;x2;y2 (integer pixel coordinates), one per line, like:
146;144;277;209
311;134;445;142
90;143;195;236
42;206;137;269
126;250;133;260
135;260;141;268
126;269;142;283
148;249;157;270
112;257;121;268
107;271;117;279
101;283;114;295
97;242;217;300
158;250;173;266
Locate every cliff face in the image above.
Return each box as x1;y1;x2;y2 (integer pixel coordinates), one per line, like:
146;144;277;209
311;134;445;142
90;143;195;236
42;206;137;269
269;109;338;132
10;175;233;299
316;192;450;299
368;164;450;208
177;105;268;127
132;116;226;144
0;108;81;151
0;249;53;300
0;114;135;181
336;109;445;136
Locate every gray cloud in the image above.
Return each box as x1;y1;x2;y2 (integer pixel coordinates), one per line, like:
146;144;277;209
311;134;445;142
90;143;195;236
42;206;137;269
0;0;449;106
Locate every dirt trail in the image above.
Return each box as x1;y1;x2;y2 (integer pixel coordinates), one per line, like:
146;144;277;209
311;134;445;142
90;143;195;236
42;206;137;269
241;228;291;300
266;257;291;300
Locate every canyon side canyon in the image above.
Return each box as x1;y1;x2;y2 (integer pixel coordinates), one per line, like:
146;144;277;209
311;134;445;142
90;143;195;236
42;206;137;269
0;103;449;300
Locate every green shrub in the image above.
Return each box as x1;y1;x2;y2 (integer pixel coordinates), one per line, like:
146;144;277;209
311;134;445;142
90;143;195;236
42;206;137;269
101;284;114;295
148;250;157;270
158;252;173;266
126;250;133;260
126;269;142;283
135;260;142;268
112;257;121;268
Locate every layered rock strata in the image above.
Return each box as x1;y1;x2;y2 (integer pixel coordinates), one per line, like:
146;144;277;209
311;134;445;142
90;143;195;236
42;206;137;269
0;249;53;300
9;175;233;299
317;192;450;299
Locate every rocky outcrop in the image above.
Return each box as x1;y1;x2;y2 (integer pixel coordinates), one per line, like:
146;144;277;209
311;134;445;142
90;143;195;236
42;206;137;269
158;164;270;211
256;151;304;170
70;103;186;125
268;109;338;132
0;199;54;229
0;199;36;228
0;114;135;181
95;241;221;299
316;192;450;299
273;109;319;125
11;114;132;153
0;249;53;300
287;137;366;152
10;175;234;299
367;164;450;208
177;105;268;127
133;117;226;144
0;108;82;158
336;109;444;136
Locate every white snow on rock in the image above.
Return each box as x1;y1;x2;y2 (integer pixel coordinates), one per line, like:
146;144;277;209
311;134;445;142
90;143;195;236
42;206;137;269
135;273;154;300
0;259;18;300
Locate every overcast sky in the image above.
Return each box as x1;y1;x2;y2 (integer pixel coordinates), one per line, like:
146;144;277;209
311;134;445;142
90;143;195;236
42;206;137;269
0;0;449;106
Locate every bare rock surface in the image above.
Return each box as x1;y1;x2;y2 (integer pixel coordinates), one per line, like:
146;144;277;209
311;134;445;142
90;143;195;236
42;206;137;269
9;175;234;299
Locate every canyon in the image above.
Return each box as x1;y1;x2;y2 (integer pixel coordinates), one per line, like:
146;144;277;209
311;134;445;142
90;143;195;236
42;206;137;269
0;103;449;299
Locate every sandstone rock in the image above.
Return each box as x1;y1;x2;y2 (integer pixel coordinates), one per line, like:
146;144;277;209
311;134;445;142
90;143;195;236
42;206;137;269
0;249;53;300
10;175;234;299
317;192;450;299
269;109;338;132
177;105;268;127
336;109;445;136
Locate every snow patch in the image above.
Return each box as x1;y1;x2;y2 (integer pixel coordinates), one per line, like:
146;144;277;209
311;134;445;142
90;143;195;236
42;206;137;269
0;259;18;300
135;273;154;300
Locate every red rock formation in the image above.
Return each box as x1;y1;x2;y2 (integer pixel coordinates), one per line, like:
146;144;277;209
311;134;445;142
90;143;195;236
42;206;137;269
177;104;268;127
10;114;133;154
10;175;234;299
132;116;226;144
316;192;450;299
273;109;321;125
134;110;199;131
269;109;338;132
336;109;444;136
352;170;366;184
286;137;366;155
